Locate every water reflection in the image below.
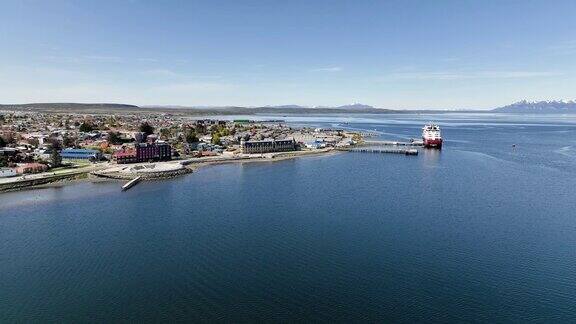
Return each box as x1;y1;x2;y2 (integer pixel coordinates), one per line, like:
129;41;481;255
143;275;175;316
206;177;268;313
421;148;442;168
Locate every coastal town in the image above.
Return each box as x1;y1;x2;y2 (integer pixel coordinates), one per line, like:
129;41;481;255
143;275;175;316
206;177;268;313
0;110;361;191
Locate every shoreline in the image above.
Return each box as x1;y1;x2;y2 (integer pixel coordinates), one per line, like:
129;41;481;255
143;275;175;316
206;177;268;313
0;148;340;194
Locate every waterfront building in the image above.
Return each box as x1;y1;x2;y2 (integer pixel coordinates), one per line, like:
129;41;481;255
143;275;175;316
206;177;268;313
113;142;172;164
61;148;102;161
112;148;137;164
240;138;296;154
136;141;171;161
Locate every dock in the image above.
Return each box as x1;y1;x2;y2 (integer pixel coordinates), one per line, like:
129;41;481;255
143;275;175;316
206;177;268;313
356;131;382;137
360;140;423;147
347;148;419;155
122;176;141;191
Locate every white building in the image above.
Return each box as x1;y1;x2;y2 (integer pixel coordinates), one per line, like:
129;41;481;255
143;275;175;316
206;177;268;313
0;168;17;178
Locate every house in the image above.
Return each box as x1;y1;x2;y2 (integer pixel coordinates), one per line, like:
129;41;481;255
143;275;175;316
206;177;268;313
304;140;326;149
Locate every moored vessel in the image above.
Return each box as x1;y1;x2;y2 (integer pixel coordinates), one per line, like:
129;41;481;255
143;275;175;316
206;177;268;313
422;123;443;148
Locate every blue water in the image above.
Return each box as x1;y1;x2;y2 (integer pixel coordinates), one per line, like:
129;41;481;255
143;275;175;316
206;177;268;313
1;113;576;322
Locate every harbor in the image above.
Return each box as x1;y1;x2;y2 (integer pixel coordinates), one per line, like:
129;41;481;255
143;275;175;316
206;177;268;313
1;108;445;193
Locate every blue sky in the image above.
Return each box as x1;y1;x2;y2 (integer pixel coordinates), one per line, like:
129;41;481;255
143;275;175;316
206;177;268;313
1;0;576;109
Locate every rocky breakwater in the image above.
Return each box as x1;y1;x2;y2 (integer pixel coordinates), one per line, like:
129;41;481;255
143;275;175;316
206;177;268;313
92;162;192;180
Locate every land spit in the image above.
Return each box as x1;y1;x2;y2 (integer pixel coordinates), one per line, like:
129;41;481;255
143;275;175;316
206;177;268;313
0;148;339;193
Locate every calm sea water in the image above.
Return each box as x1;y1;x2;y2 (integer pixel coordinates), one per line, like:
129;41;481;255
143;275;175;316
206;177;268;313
1;113;576;322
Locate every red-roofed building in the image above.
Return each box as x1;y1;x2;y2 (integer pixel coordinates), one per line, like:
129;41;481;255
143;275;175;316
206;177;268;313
15;163;48;174
112;148;137;164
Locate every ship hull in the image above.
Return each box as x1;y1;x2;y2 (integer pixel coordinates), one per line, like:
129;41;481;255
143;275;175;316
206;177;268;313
423;138;443;148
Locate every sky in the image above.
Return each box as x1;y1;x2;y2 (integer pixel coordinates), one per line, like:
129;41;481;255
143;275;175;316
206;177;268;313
1;0;576;110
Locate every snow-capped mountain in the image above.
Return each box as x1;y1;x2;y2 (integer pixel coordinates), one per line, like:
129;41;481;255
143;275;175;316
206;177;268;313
494;100;576;113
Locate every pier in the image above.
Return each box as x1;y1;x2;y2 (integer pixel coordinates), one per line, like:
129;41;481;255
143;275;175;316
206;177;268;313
346;148;419;155
122;176;141;191
355;131;381;137
360;140;423;147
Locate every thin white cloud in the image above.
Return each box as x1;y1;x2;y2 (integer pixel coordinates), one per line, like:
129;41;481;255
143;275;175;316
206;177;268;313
441;57;460;62
83;55;123;63
140;69;224;80
312;67;342;72
478;71;561;78
388;70;561;81
42;55;123;63
142;69;182;78
42;55;83;64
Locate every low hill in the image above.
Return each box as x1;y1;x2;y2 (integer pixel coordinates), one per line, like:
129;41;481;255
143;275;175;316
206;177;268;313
0;102;396;115
0;102;450;115
0;103;140;112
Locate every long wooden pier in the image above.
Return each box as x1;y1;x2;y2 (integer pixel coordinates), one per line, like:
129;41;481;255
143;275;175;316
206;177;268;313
356;131;382;137
360;140;423;147
347;148;419;155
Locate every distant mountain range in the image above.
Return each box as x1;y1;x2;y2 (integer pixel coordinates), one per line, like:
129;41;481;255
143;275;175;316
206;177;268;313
493;100;576;113
263;103;376;110
4;101;576;115
140;103;390;114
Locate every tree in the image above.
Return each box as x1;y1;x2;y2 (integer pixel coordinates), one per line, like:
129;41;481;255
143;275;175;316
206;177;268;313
195;123;206;135
106;116;117;128
79;122;94;133
50;139;62;167
160;128;171;139
217;125;229;136
2;132;16;145
108;132;125;145
0;136;5;148
27;138;39;148
211;132;221;145
62;135;75;148
139;122;155;136
185;130;198;143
